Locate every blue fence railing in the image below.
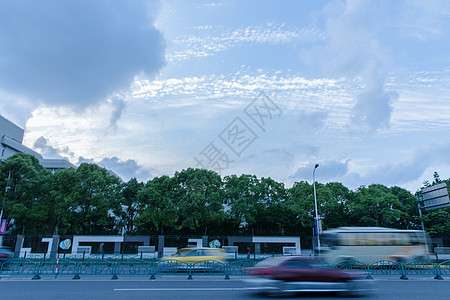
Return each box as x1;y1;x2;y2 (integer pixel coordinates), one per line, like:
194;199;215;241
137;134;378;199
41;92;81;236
1;258;449;280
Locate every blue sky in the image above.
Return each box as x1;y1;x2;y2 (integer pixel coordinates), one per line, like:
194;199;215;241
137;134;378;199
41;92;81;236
0;0;449;191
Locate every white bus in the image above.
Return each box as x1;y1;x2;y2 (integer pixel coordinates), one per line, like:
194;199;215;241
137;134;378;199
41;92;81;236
320;227;430;264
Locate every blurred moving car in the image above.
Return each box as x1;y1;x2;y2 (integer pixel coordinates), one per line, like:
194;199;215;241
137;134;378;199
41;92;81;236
243;256;373;296
160;247;227;263
0;246;13;264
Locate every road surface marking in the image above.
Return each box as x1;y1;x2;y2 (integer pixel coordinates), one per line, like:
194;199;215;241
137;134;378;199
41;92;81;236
114;288;246;291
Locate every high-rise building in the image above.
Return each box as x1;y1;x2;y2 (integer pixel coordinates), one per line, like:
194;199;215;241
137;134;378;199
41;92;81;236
0;115;75;172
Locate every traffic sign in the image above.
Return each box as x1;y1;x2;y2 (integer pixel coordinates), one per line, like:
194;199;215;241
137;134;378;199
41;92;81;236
418;183;450;211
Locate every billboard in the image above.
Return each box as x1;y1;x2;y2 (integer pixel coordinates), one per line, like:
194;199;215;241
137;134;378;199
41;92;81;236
418;183;450;211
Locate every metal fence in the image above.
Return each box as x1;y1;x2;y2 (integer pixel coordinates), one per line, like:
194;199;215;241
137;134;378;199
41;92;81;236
1;258;449;280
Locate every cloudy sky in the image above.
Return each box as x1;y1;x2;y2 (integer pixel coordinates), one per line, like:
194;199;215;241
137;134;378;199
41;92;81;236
0;0;449;192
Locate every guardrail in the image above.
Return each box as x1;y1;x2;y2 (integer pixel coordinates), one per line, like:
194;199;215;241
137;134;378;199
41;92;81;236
1;258;450;280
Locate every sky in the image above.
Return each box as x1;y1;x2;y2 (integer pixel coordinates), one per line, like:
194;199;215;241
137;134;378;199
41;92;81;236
0;0;449;192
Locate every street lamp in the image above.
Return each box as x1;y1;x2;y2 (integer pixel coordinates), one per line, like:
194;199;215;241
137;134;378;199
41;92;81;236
313;163;320;255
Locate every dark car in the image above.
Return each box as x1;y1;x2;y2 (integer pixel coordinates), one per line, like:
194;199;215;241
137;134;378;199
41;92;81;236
0;246;13;265
243;256;373;296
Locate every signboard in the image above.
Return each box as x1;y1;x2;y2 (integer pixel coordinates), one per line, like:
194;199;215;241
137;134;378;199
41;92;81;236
0;219;7;234
314;219;323;235
208;239;221;248
419;183;450;211
59;239;72;250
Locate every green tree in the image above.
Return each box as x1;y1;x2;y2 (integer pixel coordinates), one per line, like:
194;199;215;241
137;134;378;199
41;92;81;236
116;178;144;234
223;174;260;234
136;175;178;234
252;177;291;235
349;184;408;228
287;181;316;237
389;186;420;229
172;168;223;234
35;168;78;234
422;208;450;237
68;163;121;235
0;153;50;234
321;182;353;228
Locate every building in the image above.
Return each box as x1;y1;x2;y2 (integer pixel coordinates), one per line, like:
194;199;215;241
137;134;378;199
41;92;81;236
0;115;75;171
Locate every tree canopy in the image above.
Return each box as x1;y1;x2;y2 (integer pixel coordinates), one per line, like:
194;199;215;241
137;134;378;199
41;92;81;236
1;153;449;238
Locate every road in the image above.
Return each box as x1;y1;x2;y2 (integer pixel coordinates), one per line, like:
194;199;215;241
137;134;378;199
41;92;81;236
0;275;449;300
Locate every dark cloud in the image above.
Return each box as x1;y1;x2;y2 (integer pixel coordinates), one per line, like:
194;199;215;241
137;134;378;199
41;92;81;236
289;143;450;189
77;157;95;164
344;147;438;188
290;160;349;182
290;157;428;189
77;156;152;182
0;0;165;108
33;136;72;159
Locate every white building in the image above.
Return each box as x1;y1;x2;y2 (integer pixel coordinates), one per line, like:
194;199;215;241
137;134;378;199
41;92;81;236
0;115;75;171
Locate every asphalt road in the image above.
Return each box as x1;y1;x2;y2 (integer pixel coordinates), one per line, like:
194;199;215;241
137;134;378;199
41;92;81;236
0;275;449;300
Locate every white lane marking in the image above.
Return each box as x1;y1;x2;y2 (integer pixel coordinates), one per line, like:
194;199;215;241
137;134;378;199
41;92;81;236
114;288;245;291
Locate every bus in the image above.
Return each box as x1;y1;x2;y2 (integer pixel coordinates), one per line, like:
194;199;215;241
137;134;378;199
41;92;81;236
319;227;430;264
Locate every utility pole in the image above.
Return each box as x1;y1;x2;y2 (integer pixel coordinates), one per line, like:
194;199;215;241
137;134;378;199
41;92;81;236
313;164;320;255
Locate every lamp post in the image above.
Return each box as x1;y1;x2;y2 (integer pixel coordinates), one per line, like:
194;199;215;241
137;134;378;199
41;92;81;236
313;163;320;255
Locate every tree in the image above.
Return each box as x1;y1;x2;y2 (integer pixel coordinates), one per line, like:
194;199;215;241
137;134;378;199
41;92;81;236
252;177;291;235
422;208;450;237
136;175;178;235
433;172;442;184
116;178;144;234
0;153;50;234
68;163;121;235
172;168;223;234
223;174;260;234
349;184;408;228
287;181;316;237
321;182;353;228
389;186;420;229
35;168;78;234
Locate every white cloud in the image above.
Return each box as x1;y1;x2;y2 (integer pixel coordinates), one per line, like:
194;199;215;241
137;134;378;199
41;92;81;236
351;65;398;132
168;23;323;61
303;0;397;132
132;72;343;102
